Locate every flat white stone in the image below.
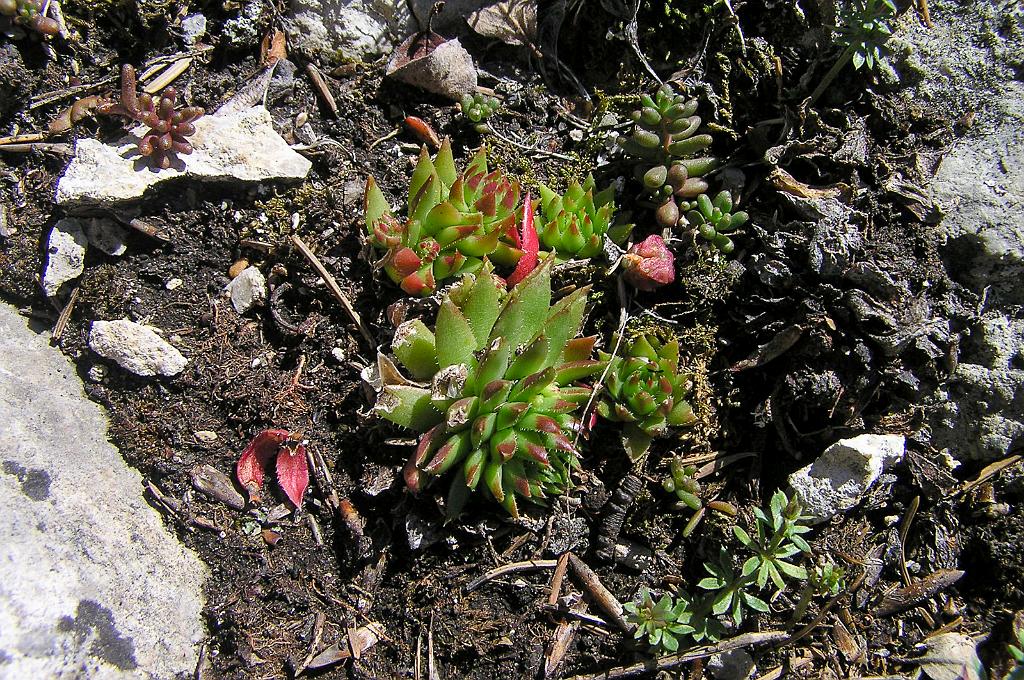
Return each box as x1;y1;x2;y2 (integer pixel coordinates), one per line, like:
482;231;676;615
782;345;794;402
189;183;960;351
788;434;905;524
42;218;87;297
56;106;312;208
0;303;207;678
88;319;187;377
225;265;266;314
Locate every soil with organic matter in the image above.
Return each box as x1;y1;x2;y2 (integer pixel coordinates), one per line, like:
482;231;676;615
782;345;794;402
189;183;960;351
2;1;1023;679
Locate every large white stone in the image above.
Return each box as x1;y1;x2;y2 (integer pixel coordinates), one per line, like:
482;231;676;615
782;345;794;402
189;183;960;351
41;218;87;297
56;106;312;208
226;265;267;314
0;303;207;678
88;319;187;377
788;434;905;523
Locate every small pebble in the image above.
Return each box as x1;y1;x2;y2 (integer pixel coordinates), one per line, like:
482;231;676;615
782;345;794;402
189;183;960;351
331;347;346;363
228;259;249;278
165;278;183;291
194;430;218;443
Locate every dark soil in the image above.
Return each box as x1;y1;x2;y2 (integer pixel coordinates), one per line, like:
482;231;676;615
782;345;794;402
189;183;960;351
2;1;1022;679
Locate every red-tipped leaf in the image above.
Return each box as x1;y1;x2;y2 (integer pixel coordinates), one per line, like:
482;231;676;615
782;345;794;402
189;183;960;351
506;193;539;287
236;429;290;501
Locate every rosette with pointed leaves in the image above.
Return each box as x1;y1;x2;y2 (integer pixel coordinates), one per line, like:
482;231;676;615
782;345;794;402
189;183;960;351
618;85;719;229
624;587;694;654
364;138;523;296
596;334;697;461
535;175;624;260
373;256;605;517
732;490;811;590
686;191;748;254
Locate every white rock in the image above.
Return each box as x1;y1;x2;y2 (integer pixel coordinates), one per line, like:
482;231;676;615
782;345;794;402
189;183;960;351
42;218;87;297
88;319;187;377
180;13;207;45
788;434;905;524
83;216;128;256
707;648;756;680
165;277;183;290
284;0;412;62
331;346;346;363
0;303;207;678
56;106;312;208
226;265;266;314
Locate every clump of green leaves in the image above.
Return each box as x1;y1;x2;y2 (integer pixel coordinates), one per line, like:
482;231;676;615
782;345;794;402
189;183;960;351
686;191;748;254
618;85;718;229
836;0;897;71
364;139;523;296
536;176;628;260
624;587;695;653
792;562;845;621
460;92;500;130
596;334;697;461
624;490;820;655
374;256;606;517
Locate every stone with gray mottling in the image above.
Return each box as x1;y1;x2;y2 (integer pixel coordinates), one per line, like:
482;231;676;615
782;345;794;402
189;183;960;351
0;303;207;679
226;265;267;314
42;218;87;297
56;106;311;209
88;319;187;377
788;434;905;523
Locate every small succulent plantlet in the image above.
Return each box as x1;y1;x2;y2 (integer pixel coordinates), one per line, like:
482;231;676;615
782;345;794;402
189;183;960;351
373;256;605;517
624;587;695;653
618;85;718;229
662;456;737;536
535;176;620;260
0;0;58;35
686;191;748;254
364;138;524;296
235;429;309;508
620;235;675;291
733;490;812;590
596;333;697;461
459;92;500;131
98;64;204;170
792;562;845;622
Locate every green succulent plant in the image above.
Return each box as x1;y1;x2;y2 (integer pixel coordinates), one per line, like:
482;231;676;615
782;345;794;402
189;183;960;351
373;256;606;517
460;92;500;128
618;85;718;229
662;456;737;537
536;175;628;260
0;0;59;34
686;190;748;255
596;334;697;461
364;138;523;296
836;0;897;71
625;587;695;653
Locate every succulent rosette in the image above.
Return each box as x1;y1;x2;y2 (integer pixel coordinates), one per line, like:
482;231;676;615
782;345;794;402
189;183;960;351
597;334;697;460
686;191;748;254
373;256;606;517
364;138;524;296
536;176;619;260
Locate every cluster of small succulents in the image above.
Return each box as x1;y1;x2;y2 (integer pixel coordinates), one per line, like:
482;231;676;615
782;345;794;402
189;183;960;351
686;190;748;254
98;64;204;170
536;176;619;260
364;138;524;296
596;334;696;461
619;85;718;229
374;257;606;517
0;0;58;35
662;456;737;536
459;92;500;128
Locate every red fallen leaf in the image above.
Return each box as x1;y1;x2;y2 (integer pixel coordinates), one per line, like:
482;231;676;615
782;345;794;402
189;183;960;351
275;439;309;508
404;116;441;149
621;235;675;290
236;429;290;500
507;193;538;287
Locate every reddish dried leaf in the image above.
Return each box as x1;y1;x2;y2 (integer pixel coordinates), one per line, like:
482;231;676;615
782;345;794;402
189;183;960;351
507;193;538;287
235;429;290;501
405;116;441;149
276;442;309;508
621;235;675;290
